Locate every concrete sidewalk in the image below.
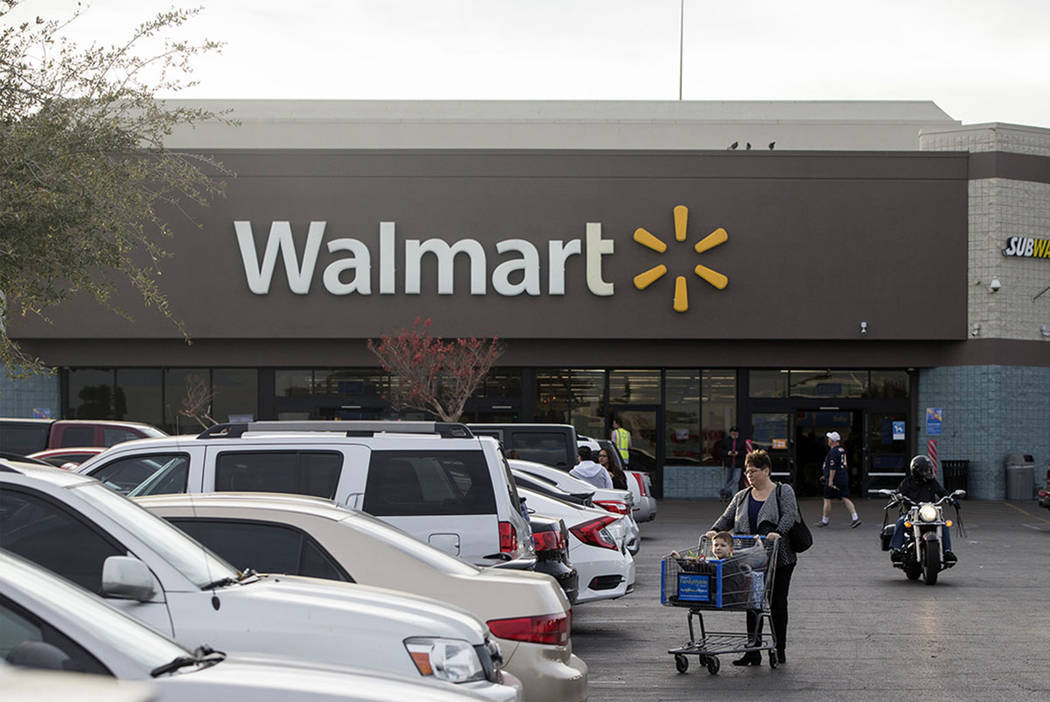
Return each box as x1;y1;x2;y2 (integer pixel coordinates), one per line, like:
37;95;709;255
572;497;1050;701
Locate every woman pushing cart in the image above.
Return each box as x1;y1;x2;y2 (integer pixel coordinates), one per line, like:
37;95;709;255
662;531;779;674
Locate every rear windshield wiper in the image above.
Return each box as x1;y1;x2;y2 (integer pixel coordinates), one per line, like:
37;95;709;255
150;645;226;677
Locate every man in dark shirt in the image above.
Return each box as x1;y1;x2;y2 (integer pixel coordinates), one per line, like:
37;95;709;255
817;431;861;528
718;427;746;502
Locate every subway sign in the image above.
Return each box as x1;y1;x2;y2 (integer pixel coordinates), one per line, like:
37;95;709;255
1002;236;1050;259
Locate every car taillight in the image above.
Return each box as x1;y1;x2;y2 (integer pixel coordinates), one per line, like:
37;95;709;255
487;612;570;646
632;471;648;496
498;521;517;553
594;500;630;515
570;515;619;550
532;530;565;553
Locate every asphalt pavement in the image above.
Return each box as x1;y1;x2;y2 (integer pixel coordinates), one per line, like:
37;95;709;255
572;496;1050;701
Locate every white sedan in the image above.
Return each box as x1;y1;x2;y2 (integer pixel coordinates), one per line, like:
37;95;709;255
517;487;635;604
0;550;500;702
136;492;587;702
510;459;640;555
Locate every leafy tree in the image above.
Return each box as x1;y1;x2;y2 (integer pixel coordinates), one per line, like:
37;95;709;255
0;1;228;374
368;318;505;422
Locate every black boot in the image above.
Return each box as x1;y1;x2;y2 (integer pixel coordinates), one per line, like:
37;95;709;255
776;650;786;664
732;652;762;666
944;551;957;566
890;548;903;564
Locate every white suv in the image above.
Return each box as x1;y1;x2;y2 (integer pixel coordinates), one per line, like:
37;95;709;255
76;421;533;567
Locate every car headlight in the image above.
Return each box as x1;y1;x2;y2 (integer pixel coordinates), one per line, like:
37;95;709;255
919;505;938;522
404;638;486;683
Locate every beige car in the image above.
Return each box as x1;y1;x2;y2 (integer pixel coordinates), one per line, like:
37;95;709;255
137;492;588;702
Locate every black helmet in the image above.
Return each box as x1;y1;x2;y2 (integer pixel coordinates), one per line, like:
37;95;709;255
909;455;935;482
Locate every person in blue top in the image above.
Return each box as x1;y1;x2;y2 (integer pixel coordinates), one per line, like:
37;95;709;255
817;431;861;528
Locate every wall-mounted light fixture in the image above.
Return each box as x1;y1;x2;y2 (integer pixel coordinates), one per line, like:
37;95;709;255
1041;325;1050;338
971;323;981;337
859;321;868;336
989;278;1001;292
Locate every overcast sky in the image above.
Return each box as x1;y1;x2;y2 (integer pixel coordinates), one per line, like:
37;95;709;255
11;0;1050;127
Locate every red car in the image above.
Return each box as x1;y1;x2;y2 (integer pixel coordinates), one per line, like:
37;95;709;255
1039;466;1050;509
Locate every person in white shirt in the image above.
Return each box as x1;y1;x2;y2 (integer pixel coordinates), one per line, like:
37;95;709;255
570;446;613;489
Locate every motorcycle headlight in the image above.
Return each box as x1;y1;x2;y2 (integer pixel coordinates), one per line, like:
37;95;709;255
919;505;938;522
404;638;486;683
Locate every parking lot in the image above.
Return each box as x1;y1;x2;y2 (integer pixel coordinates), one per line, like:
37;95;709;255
574;497;1050;701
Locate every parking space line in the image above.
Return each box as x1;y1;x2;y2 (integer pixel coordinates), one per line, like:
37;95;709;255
1002;501;1050;524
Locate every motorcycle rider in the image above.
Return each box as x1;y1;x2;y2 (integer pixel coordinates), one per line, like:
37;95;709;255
889;455;958;565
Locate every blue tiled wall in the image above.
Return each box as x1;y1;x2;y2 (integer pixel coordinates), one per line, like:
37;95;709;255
663;464;725;498
0;371;61;418
918;366;1050;500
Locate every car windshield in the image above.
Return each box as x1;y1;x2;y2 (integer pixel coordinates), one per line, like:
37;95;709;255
341;511;478;576
4;553;189;671
72;482;240;588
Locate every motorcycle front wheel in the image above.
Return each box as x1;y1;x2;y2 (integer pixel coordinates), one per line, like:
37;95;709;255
922;542;940;585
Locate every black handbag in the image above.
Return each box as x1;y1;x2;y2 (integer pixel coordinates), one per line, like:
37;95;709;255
776;483;813;553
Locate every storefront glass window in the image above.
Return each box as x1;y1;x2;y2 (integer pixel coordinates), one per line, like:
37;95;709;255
748;370;788;398
569;370;606;441
868;371;909;398
789;370;867;398
163;369;203;433
212;369;257;423
477;369;523;399
702;370;737;466
115;369;162;425
68;369;115;418
665;370;700;465
609;369;660;405
317;369;388;398
535;370;570;424
276;370;314;397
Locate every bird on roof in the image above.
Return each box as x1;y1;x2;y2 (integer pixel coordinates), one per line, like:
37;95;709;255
769;141;776;150
745;142;752;150
728;141;738;150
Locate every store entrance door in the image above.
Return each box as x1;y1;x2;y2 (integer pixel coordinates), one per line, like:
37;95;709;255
793;410;862;497
750;413;795;486
609;405;664;497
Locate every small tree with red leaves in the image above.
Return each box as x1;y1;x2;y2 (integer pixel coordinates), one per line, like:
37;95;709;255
367;318;504;422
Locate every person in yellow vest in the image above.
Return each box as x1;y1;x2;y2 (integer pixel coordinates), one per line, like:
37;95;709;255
611;416;632;469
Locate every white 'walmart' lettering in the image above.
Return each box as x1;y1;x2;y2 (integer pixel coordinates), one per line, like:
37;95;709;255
235;221;615;296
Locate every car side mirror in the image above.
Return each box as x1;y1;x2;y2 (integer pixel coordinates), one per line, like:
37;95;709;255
102;556;157;602
5;641;70;670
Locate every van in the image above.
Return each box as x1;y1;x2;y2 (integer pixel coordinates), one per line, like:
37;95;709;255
75;421;533;566
0;418;166;455
468;424;578;470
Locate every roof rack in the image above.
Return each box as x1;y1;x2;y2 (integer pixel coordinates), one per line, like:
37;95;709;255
197;421;475;440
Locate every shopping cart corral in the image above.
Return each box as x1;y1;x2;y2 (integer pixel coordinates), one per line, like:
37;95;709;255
661;534;779;675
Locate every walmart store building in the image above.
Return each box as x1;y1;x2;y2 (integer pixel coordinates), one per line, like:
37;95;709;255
5;101;1050;500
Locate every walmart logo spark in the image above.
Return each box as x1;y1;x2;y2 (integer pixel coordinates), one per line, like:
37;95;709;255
632;205;728;312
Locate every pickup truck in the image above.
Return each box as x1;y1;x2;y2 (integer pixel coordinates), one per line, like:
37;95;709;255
0;418;166;455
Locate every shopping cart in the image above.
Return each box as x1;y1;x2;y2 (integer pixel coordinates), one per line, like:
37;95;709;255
661;534;779;674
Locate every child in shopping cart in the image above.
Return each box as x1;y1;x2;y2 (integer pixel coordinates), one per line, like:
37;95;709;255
671;530;734;562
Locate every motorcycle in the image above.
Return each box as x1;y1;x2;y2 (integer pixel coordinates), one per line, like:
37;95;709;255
876;488;966;585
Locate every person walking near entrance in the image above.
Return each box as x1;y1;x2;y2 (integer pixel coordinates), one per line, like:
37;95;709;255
611;417;631;469
818;431;861;528
718;426;746;503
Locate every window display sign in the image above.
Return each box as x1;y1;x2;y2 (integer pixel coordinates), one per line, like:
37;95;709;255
925;408;943;436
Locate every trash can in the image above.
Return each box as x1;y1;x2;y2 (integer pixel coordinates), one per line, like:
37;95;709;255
941;459;969;497
1004;453;1035;500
